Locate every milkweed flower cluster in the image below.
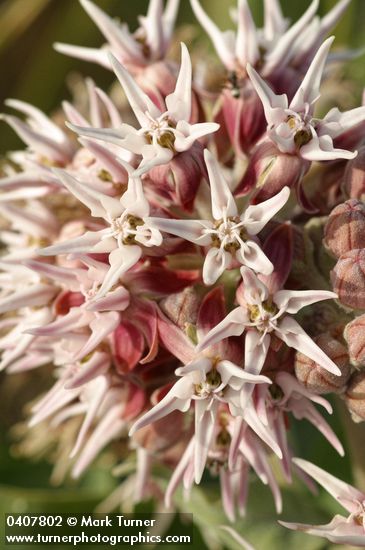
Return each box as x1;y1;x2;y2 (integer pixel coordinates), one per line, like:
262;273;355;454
1;0;365;546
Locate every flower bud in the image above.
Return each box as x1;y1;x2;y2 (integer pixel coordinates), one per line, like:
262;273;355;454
344;314;365;366
343;146;365;200
324;199;365;258
294;334;350;394
215;83;266;156
331;249;365;309
344;371;365;422
235;139;310;202
146;142;206;211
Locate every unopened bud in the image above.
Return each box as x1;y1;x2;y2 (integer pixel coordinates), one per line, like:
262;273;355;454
295;334;350;394
331;249;365;310
324;199;365;258
344;315;365;366
343;145;365;200
235;139;309;201
344;371;365;422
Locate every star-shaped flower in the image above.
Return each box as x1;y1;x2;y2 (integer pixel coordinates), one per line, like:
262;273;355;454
150;149;290;285
65;44;219;175
197;266;341;377
190;0;351;77
247;37;365;161
55;0;180;70
39;166;162;298
280;458;365;547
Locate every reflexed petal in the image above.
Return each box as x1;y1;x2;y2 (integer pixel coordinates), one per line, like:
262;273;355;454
263;0;287;41
293;458;365;513
204;149;237;220
194;399;216;483
290;37;334;112
39;230;112;256
235;0;259;67
190;0;236;70
274;289;337;314
239;266;269;304
108;53;161;125
243;187;290;234
300;133;357;161
52;169;122;219
246;65;288;125
219;526;255;550
238;241;273;275
80;0;143;61
96;246;142;298
129;377;193;435
196;307;247;352
279;515;365;546
277;316;341;375
202;247;231;286
165;43;192;121
54;43;110;68
147;217;211;245
263;0;319;76
120;176;150;217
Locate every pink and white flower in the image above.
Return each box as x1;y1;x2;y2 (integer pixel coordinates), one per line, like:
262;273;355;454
39;167;162;298
66;44;219;175
150;149;290;284
55;0;180;70
280;458;365;547
197;266;341;377
247;37;365;161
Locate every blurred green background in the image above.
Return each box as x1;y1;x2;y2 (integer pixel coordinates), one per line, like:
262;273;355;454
1;1;365;549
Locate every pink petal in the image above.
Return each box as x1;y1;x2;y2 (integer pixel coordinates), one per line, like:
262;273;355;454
293;458;365;513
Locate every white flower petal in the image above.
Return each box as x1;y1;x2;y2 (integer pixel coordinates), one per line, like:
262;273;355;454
190;0;236;70
204;149;237;220
203;247;232;286
238;241;273;275
165;43;192;122
148;217;211;245
277;316;341;375
96;246;142;298
235;0;259;67
246;65;288;125
293;458;365;513
196;306;247;352
290;36;334;112
243;187;290;234
129;377;193;436
274;289;337;314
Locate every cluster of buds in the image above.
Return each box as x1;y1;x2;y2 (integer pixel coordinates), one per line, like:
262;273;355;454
1;0;365;547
